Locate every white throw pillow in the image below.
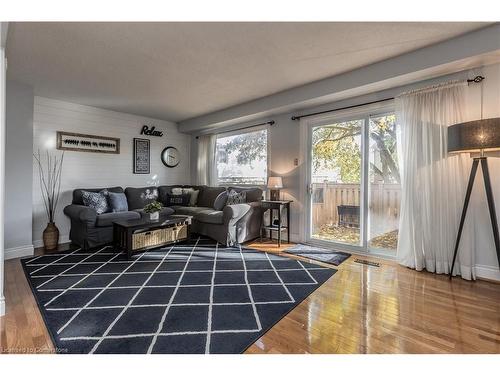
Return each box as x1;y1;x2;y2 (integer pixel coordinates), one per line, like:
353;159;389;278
171;187;183;195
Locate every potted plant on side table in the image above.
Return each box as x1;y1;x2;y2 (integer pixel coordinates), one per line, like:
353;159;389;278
144;201;163;221
33;150;64;251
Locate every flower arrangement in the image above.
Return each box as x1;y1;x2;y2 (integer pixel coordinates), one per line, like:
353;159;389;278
144;201;163;220
144;201;163;213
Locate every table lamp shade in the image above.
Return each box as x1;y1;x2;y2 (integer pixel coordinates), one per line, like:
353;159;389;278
267;176;283;189
448;118;500;153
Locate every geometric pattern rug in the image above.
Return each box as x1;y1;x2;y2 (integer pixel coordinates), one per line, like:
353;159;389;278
22;237;336;354
284;244;351;266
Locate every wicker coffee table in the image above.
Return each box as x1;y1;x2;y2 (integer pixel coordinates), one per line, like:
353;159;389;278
113;215;192;259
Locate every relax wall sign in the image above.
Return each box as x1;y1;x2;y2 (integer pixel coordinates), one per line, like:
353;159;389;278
140;125;163;137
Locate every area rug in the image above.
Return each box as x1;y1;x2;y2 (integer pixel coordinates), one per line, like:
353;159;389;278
284;244;351;266
22;237;335;354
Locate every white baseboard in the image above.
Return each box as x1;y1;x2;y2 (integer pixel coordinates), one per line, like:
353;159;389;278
475;264;500;282
32;235;70;249
0;297;5;316
5;244;34;260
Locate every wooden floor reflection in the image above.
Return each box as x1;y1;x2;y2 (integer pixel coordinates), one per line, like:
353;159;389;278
1;240;499;354
245;240;500;354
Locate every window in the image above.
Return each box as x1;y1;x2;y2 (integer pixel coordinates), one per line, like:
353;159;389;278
308;108;400;254
215;127;268;185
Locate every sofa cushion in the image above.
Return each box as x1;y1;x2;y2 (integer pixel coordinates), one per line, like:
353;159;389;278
171;206;213;217
194;210;224;225
108;191;129;212
95;211;141;227
73;186;123;205
196;186;226;208
172;206;223;224
125;187;159;210
228;187;262;203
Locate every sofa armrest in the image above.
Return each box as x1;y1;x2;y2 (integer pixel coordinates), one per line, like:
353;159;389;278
223;201;261;223
63;204;97;225
223;203;251;224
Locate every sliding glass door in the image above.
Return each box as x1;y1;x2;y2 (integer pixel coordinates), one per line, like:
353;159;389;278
310;118;364;246
306;107;400;255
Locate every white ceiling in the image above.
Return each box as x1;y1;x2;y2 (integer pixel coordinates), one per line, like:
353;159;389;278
6;22;490;122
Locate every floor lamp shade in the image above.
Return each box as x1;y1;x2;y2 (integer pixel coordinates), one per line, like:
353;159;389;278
448;118;500;153
447;117;500;278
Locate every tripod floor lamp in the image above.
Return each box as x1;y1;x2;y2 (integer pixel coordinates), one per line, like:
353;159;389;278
448;117;500;278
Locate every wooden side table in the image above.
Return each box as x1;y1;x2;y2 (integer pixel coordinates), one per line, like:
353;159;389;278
260;200;292;247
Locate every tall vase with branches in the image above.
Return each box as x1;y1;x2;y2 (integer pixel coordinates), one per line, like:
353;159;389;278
34;150;64;251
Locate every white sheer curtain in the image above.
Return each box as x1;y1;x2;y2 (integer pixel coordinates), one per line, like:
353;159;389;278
396;81;476;280
196;134;217;186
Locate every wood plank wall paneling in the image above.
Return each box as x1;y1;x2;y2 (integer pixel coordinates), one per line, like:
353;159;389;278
32;97;191;246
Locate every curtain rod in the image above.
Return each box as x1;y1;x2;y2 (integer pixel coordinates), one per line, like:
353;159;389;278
291;75;485;121
195;120;275;139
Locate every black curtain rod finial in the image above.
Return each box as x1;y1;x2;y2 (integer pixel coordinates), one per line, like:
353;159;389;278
467;75;485;84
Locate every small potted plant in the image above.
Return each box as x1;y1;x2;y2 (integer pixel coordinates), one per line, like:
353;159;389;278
144;201;163;221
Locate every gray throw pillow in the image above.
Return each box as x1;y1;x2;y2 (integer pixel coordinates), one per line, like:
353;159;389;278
189;190;200;206
227;190;247;205
108;192;128;212
82;190;109;215
213;190;228;211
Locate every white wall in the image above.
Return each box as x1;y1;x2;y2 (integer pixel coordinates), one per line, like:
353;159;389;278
0;25;7;317
5;80;34;259
33;97;191;247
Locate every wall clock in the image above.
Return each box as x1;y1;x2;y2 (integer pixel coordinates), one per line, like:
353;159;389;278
161;146;180;168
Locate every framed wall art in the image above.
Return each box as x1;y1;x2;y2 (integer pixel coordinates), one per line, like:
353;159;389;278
56;131;120;154
133;138;150;174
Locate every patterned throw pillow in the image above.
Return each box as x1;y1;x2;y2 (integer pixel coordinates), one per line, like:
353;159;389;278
227;190;247;205
165;194;191;207
82;190;109;214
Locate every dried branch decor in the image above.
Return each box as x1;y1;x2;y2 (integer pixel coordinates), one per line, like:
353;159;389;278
33;150;65;223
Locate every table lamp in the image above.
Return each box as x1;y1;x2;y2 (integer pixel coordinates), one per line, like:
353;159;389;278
448;117;500;278
267;176;283;201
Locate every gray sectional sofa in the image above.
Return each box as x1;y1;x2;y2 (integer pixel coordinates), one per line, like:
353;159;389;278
63;185;263;249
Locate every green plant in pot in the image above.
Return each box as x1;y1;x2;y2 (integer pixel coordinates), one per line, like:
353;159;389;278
33;150;64;251
144;201;163;221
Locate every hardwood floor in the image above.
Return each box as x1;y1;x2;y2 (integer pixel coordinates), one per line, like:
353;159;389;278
1;240;499;354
